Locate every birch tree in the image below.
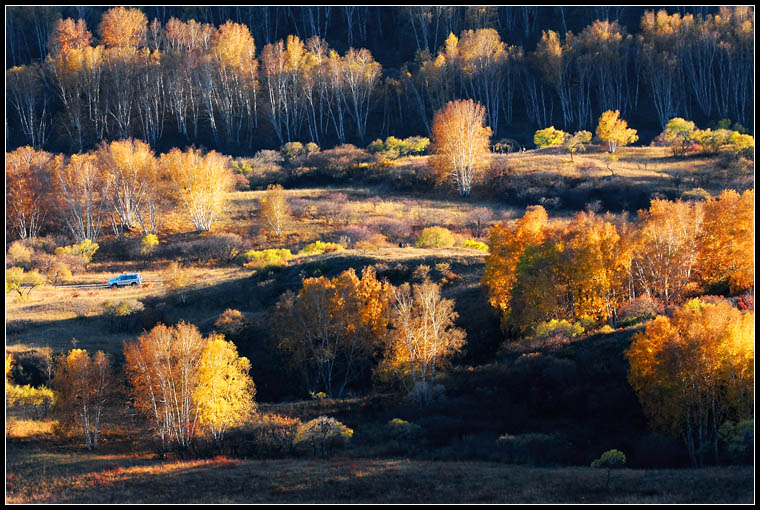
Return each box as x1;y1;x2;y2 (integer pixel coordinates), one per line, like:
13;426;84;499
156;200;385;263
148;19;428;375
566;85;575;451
431;99;492;196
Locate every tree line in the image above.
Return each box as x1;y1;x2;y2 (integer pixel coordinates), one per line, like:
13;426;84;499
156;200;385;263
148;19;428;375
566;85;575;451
6;6;754;155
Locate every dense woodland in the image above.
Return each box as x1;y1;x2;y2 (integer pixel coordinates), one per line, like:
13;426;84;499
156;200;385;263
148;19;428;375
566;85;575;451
5;5;755;155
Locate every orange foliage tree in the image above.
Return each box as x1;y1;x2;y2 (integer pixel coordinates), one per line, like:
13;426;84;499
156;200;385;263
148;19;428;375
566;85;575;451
482;205;549;330
49;17;92;55
379;279;466;402
626;298;754;467
696;189;754;295
6;146;55;239
431;99;492;197
98;6;148;49
275;267;392;398
123;322;204;452
51;349;114;450
630;198;703;306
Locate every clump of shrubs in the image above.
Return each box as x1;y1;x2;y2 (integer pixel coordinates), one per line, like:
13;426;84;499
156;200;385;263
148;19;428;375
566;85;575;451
6;241;33;269
462;240;488;251
102;299;145;331
6;383;56;419
239;248;293;269
47;262;73;285
293;416;353;457
533;319;585;339
616;295;664;327
297;241;344;256
162;234;242;265
718;419;754;464
224;413;302;458
368;136;430;162
383;418;426;454
214;309;248;337
496;432;573;466
415;227;456;249
355;234;391;252
54;239;99;268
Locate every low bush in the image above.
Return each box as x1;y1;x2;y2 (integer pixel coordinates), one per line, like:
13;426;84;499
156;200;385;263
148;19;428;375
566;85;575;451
102;299;145;332
718;419;754;464
533;319;585;340
214;309;248;337
355;234;391;252
46;262;73;285
54;239;99;268
161;234;242;264
239;248;293;269
7;241;33;269
293;416;353;457
224;413;301;458
309;144;371;179
496;432;573;466
616;295;663;327
297;241;344;256
6;384;56;419
462;240;489;251
415;227;456;249
376;218;414;243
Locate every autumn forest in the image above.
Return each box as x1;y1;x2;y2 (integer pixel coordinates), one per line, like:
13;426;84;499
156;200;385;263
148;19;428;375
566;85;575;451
5;5;755;504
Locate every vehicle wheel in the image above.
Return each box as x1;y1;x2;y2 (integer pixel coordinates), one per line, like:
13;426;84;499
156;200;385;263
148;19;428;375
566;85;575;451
130;282;137;286
111;283;118;289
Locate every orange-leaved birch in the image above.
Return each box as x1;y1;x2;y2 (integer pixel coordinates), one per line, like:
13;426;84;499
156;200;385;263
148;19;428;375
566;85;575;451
482;205;549;328
51;349;113;450
626;298;754;467
6;146;55;239
431;98;492;196
697;189;754;294
276;267;391;398
124;322;206;453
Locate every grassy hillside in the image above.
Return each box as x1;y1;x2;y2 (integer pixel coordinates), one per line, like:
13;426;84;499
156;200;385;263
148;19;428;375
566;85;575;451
5;146;754;503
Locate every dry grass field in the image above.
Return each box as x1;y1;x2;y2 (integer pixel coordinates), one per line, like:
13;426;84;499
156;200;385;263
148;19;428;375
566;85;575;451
6;443;753;504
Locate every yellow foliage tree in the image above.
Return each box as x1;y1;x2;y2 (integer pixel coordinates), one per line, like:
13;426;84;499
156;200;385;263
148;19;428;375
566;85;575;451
195;335;256;442
259;184;290;237
380;279;466;402
160;147;232;232
626;298;754;467
51;349;113;450
596;109;638;153
431;98;492;196
561;211;629;324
